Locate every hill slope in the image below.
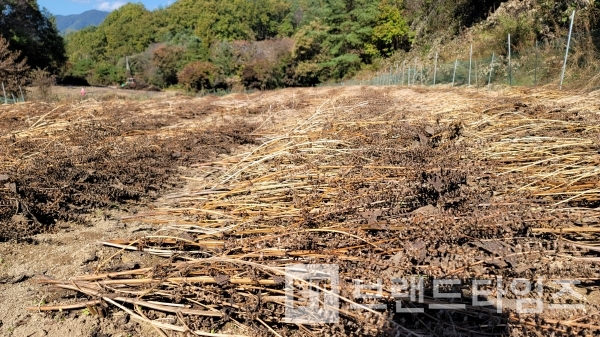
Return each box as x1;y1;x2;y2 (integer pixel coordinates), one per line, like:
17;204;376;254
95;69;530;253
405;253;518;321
55;10;109;34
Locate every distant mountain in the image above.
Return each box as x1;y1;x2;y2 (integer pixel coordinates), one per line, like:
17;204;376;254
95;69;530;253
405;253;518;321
55;10;109;35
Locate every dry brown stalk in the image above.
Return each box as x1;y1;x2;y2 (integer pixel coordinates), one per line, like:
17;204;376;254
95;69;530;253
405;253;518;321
17;87;600;335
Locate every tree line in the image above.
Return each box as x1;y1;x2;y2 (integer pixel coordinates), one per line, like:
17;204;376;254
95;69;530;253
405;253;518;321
63;0;413;91
2;0;598;94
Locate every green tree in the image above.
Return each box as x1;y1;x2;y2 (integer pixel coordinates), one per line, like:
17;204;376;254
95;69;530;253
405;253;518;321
88;61;122;85
249;0;291;40
291;21;329;85
369;0;413;57
99;3;156;59
291;0;404;82
0;0;66;72
65;27;103;62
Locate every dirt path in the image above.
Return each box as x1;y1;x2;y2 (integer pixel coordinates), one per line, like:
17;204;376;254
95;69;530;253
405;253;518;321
1;213;160;336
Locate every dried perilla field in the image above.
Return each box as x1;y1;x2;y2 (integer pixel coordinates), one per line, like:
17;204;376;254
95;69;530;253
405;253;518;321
1;86;600;336
0;97;257;239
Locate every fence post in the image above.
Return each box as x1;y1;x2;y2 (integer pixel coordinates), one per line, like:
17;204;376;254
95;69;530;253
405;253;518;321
395;62;399;85
475;60;478;87
433;52;438;85
420;65;424;85
508;34;512;86
468;44;473;86
488;53;495;89
413;59;418;84
401;61;405;86
534;40;539;86
452;59;457;87
384;70;387;86
560;10;575;90
408;67;411;86
1;82;6;104
19;86;24;102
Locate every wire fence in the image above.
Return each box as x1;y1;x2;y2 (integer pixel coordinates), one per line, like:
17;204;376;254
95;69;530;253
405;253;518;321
0;83;26;104
0;96;24;104
327;14;600;91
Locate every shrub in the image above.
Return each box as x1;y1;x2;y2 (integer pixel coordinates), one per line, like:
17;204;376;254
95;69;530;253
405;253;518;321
29;68;56;102
240;39;293;89
177;61;217;92
491;14;537;55
153;44;185;85
88;62;123;85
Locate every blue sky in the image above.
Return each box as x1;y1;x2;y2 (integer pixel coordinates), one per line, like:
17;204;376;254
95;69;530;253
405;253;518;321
38;0;174;16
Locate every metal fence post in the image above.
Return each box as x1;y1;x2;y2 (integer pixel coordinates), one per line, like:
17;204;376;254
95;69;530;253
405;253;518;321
433;52;438;85
401;61;405;86
413;60;417;84
560;10;575;90
475;60;478;87
508;34;512;86
2;82;6;104
468;44;473;86
452;59;457;87
488;52;495;89
534;40;539;86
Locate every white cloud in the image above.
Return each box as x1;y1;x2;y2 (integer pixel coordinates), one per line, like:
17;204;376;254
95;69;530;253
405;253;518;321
96;1;126;11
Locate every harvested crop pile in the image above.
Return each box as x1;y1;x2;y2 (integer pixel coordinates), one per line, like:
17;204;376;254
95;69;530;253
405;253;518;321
0;99;257;240
25;87;600;335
